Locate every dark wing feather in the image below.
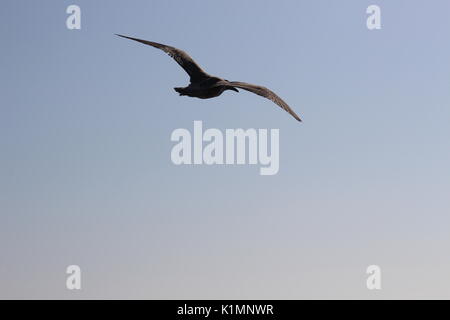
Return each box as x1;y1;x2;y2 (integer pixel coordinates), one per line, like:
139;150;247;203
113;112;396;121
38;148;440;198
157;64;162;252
226;81;302;122
115;34;209;82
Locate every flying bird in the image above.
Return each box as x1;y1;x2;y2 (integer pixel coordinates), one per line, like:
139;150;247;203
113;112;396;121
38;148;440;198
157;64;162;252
116;34;302;122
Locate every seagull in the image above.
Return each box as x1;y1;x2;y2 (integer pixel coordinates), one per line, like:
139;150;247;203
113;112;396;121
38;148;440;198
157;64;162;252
116;34;302;122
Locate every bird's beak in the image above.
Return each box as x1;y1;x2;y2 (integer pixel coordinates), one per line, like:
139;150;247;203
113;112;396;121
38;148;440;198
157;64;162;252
230;87;239;93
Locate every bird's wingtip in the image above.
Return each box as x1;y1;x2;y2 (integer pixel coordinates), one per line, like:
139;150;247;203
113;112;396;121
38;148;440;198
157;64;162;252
292;113;302;122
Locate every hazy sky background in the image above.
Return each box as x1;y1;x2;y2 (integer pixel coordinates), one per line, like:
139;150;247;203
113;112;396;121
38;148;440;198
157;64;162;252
1;0;450;299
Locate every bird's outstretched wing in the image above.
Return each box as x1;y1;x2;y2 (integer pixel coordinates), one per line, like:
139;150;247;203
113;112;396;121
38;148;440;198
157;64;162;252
224;81;302;122
115;34;210;82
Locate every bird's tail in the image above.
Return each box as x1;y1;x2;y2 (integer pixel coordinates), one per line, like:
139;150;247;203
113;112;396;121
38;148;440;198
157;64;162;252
174;87;186;96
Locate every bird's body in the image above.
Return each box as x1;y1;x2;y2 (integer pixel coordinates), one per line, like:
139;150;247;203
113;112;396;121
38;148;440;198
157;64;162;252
175;76;238;99
116;34;302;122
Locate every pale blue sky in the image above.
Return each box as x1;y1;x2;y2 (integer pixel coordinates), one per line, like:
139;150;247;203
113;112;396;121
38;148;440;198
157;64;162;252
1;0;450;299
